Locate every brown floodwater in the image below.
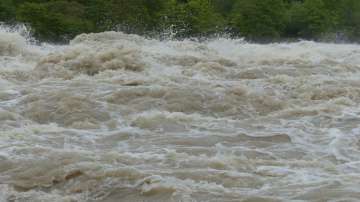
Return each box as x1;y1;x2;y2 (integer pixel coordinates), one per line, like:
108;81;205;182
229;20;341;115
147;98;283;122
1;26;360;202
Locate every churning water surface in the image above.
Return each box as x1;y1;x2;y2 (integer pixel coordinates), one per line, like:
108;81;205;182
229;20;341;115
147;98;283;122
1;26;360;202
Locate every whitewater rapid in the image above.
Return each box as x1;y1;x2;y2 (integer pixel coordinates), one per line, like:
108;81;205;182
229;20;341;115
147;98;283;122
1;26;360;202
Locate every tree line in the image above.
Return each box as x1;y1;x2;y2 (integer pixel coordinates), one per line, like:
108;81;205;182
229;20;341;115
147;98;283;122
0;0;359;42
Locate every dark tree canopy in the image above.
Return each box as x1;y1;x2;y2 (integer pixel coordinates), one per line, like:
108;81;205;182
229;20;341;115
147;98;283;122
0;0;358;42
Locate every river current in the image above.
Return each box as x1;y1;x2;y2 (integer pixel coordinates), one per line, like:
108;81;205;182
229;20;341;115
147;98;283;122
1;26;360;202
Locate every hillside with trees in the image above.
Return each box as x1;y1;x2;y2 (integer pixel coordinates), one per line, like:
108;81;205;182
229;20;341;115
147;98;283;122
0;0;359;42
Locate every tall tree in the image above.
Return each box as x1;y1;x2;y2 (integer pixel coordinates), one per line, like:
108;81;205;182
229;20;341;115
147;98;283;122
230;0;287;40
0;0;16;22
285;0;336;38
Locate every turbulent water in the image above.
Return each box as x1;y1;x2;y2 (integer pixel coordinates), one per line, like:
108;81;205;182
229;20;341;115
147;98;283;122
1;26;360;202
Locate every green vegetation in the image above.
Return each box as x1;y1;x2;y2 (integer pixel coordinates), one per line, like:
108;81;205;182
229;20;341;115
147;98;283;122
0;0;359;42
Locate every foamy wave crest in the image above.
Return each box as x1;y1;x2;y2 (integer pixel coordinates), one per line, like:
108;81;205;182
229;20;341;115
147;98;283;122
0;24;30;56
